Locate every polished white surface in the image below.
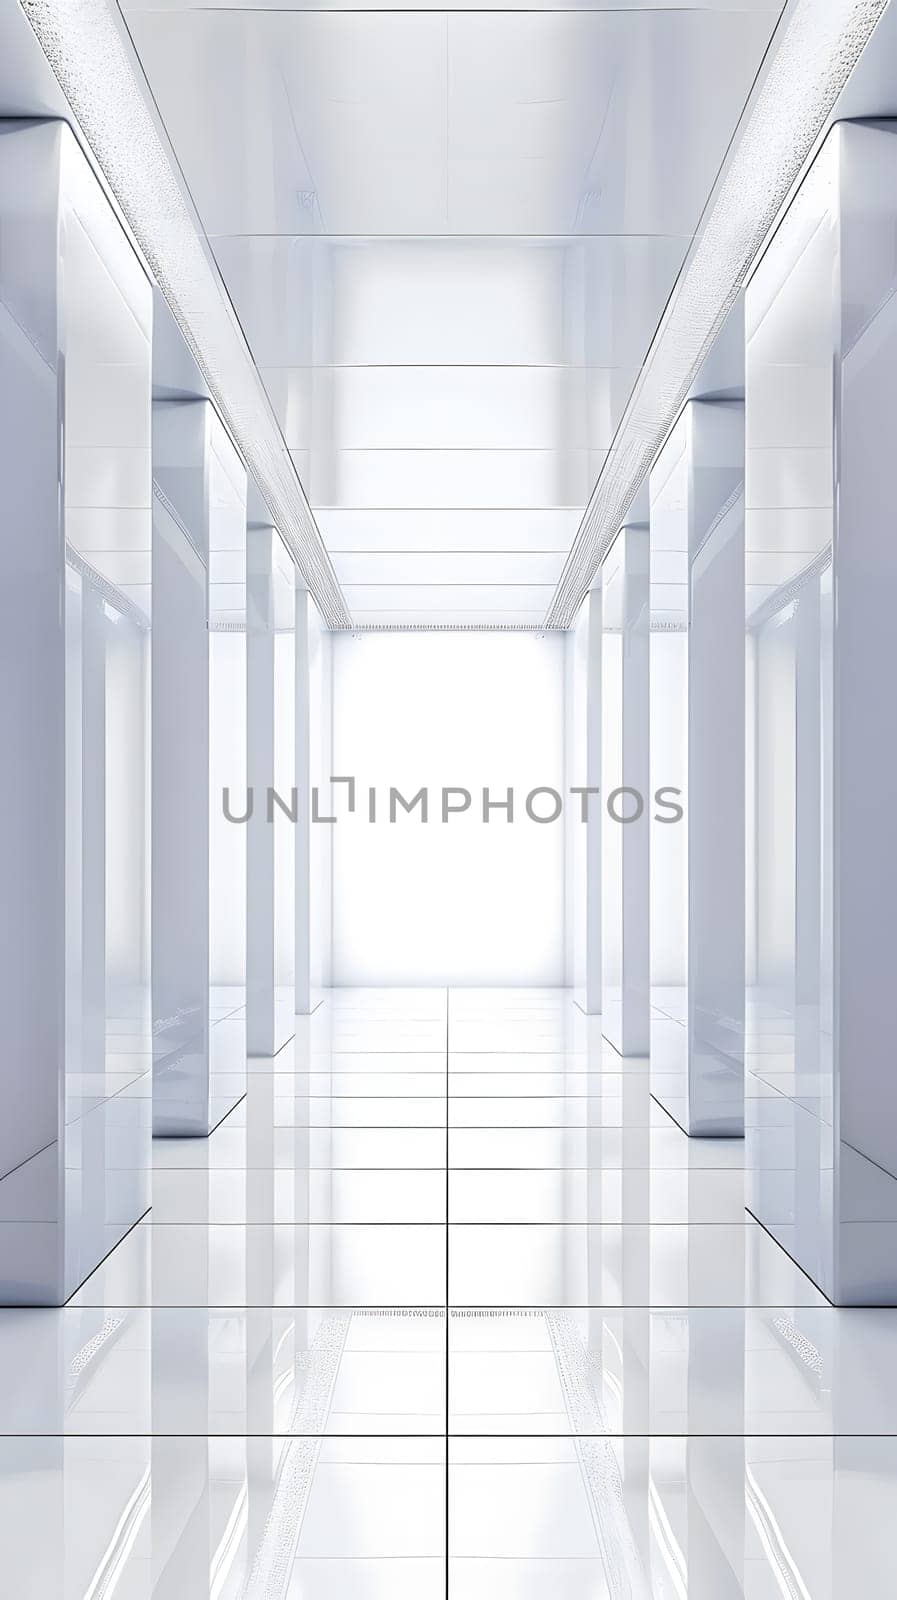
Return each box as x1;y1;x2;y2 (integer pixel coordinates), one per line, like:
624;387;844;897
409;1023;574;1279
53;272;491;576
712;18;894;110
4;988;897;1592
152;401;249;1136
649;400;745;1136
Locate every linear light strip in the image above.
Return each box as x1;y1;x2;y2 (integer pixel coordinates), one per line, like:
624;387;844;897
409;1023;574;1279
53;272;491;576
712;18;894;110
544;0;889;629
21;0;352;630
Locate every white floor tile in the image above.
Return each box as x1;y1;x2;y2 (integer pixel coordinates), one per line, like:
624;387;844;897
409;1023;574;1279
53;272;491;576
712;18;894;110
287;1561;445;1598
67;1221;447;1307
257;1071;446;1097
12;985;897;1593
261;1046;447;1075
448;1306;897;1435
448;1436;897;1596
151;1168;446;1224
448;1222;828;1307
450;1046;640;1074
153;1126;447;1170
2;1432;896;1596
449;1126;744;1170
448;1095;665;1129
247;1093;447;1128
448;1070;644;1098
0;1308;447;1436
449;1168;745;1224
296;1438;445;1557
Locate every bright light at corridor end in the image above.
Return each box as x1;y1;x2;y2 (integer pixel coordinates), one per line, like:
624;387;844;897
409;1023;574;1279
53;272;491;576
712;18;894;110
545;0;889;631
19;0;352;632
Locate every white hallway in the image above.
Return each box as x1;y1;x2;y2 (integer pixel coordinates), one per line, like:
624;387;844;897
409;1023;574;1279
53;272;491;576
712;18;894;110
3;0;897;1588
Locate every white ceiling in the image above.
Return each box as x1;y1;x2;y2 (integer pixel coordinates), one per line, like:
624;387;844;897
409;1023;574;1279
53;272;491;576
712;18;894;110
121;0;784;626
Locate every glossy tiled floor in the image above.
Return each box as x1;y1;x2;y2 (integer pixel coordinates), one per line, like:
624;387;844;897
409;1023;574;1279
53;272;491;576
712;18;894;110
2;988;897;1595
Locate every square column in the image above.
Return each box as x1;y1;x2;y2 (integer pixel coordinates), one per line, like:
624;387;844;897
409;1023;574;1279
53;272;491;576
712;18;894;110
649;401;745;1135
745;118;897;1303
566;588;602;1013
601;524;649;1056
247;527;296;1057
0;121;152;1302
152;399;248;1135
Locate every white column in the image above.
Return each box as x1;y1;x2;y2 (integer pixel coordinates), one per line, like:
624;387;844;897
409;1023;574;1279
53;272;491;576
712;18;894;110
746;118;897;1303
601;524;650;1056
688;408;745;1139
152;401;210;1136
207;437;250;1121
152;399;248;1135
247;527;296;1057
650;400;745;1135
0;121;152;1302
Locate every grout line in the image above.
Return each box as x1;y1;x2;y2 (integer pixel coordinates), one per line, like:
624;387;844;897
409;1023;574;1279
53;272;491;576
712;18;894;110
142;1225;747;1232
57;1302;830;1312
3;1433;893;1444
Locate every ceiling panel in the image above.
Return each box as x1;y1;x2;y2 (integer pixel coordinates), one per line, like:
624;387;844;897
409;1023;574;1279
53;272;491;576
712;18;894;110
350;611;550;626
121;0;785;624
332;551;566;585
210;236;688;368
124;10;780;238
342;582;558;609
317;508;583;553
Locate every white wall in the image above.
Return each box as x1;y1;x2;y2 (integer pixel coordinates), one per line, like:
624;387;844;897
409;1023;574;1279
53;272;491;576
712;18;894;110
331;631;566;985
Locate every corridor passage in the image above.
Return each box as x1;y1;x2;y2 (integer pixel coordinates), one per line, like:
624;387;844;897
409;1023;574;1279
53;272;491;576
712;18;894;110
0;988;896;1595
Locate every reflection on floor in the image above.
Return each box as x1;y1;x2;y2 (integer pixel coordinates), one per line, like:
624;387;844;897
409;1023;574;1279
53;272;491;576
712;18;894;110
1;988;896;1596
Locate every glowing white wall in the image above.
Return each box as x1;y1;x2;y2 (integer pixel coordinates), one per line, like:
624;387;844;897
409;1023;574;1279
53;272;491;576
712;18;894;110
331;631;566;985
